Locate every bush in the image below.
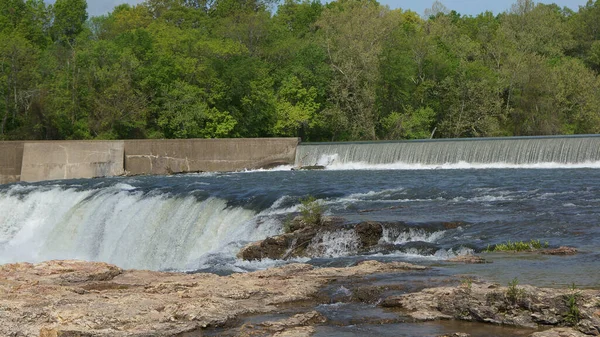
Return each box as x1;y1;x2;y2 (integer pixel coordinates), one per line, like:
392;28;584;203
485;239;549;252
506;277;525;304
564;283;581;325
299;196;323;226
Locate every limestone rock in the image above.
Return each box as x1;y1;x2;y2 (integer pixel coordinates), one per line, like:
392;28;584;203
238;220;385;261
541;247;578;256
354;221;383;247
381;281;600;334
529;327;588;337
446;255;489;264
0;259;424;337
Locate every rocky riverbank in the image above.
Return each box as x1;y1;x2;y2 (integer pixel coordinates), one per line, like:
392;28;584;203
1;259;598;336
0;259;425;336
381;280;600;335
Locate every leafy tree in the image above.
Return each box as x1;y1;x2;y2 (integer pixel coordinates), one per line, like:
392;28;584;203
50;0;88;44
316;0;400;140
0;33;39;138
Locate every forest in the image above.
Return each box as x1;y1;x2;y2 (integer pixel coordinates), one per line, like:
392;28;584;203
1;0;600;141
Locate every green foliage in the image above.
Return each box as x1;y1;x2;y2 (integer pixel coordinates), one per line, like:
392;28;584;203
485;239;549;252
564;283;581;325
506;277;525;304
274;75;320;136
381;106;435;140
299;195;323;226
2;0;600;141
282;214;294;234
51;0;88;43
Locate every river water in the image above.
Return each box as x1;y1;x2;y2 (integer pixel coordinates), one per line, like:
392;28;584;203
1;162;599;335
1;164;598;286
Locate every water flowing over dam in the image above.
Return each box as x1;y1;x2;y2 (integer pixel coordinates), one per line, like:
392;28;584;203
295;135;600;169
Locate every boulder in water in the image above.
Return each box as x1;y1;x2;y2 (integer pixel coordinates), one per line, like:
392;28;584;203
238;220;385;261
447;255;489;264
541;246;578;256
355;221;384;248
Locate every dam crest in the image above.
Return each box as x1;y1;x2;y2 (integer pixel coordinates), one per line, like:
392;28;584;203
295;135;600;168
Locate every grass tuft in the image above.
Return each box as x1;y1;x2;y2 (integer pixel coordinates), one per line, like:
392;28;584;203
564;282;581;326
506;277;525;304
485;239;549;252
299;196;324;227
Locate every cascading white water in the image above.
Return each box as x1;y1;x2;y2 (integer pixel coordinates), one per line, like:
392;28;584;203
295;135;600;168
0;184;281;271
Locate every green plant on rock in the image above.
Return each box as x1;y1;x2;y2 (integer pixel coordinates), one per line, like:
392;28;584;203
564;282;581;326
461;277;473;292
282;214;294;234
506;277;525;304
485;239;549;252
299;196;323;226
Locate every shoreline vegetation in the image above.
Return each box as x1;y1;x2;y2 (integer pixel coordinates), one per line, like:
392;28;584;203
1;0;600;142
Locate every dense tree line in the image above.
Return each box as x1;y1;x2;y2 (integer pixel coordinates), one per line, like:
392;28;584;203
1;0;600;141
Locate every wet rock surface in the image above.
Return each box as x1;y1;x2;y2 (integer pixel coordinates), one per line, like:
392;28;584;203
446;255;489;264
530;327;589;337
541;247;579;256
382;281;600;335
238;218;384;261
0;259;425;337
232;311;326;337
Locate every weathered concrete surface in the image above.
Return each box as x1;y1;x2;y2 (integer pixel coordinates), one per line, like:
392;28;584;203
124;138;299;175
20;141;125;182
0;141;24;184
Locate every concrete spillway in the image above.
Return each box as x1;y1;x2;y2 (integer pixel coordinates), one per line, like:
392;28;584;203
295;135;600;168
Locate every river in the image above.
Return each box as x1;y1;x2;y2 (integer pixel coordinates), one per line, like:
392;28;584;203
1;154;600;336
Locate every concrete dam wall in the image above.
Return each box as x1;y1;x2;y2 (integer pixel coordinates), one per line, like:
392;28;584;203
20;141;125;183
0;142;24;184
0;138;300;184
124;138;299;175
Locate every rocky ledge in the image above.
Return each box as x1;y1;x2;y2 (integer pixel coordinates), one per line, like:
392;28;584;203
237;217;467;261
382;281;600;335
0;259;425;337
237;217;383;261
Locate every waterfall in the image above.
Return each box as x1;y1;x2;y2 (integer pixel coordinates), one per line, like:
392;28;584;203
0;183;281;271
295;135;600;168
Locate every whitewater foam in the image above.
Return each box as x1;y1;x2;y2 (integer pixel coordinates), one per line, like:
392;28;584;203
0;185;282;271
306;229;361;258
381;227;446;245
322;160;600;171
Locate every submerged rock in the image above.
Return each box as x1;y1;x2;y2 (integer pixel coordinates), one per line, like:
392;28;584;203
381;281;600;335
446;255;489;264
291;165;326;171
0;259;425;337
541;246;578;256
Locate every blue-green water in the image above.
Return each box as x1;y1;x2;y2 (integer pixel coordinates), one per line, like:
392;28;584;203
0;168;598;288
